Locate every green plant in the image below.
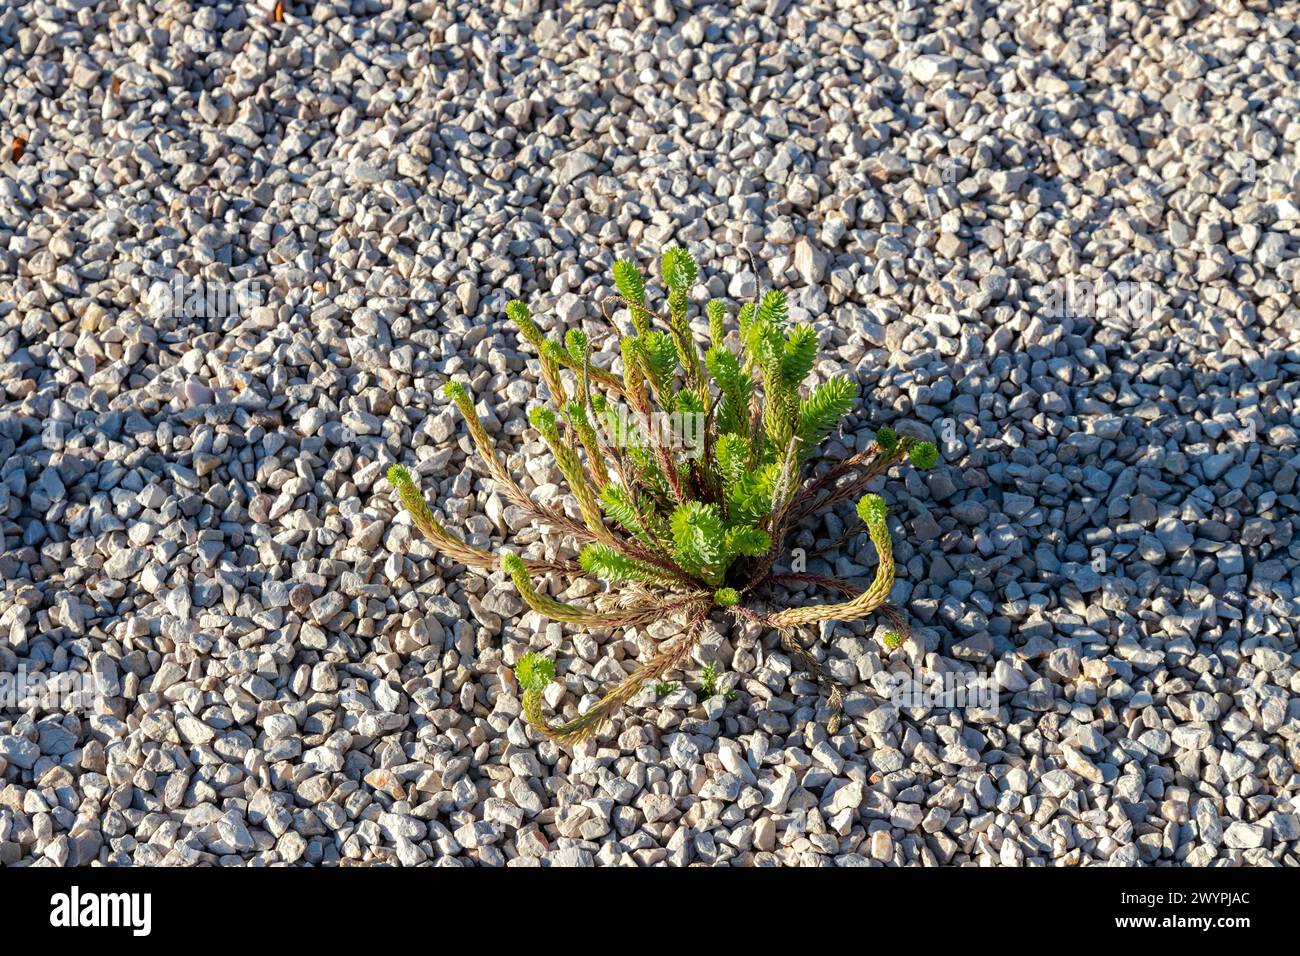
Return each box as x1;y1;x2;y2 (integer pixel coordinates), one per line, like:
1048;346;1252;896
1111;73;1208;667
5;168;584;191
387;248;936;744
653;679;679;697
699;661;736;702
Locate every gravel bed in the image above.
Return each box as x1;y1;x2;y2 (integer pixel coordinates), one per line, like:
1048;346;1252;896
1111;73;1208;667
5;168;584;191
1;0;1298;867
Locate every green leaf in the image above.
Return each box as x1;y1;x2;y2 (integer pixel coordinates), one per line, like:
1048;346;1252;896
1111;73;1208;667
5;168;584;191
781;325;819;388
636;331;678;390
599;481;638;528
797;377;857;450
620;336;645;395
666;286;698;381
857;493;888;527
737;302;756;346
613;259;646;305
516;652;556;693
725;524;771;559
541;339;567;364
599;482;664;546
661;246;698;291
707;299;726;348
745;291;790;409
530;404;558;439
675;389;705;414
670;501;725;580
705;345;753;436
716;432;749;486
565;328;589;363
507;299;543;350
910;441;939;470
724;465;773;527
755;289;788;336
579;544;674;584
563;398;589;426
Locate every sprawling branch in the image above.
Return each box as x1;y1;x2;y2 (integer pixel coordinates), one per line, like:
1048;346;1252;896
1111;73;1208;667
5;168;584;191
769;494;895;628
520;606;709;744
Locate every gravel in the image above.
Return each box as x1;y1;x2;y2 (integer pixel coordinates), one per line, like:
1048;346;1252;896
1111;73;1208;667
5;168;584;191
1;0;1298;867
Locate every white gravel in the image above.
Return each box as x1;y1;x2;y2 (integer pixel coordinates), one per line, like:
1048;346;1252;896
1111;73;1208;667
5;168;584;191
1;0;1298;867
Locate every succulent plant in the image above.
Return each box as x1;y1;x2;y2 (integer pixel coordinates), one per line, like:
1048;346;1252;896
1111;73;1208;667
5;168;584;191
387;248;937;744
